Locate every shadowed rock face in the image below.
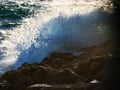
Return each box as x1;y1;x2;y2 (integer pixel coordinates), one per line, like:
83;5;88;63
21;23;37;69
0;40;114;90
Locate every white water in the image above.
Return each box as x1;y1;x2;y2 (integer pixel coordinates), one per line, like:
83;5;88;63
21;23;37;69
0;0;111;75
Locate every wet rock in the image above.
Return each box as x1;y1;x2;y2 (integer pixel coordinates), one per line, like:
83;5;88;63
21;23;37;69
0;40;114;90
42;52;76;69
26;83;90;90
0;80;11;90
48;68;84;84
0;63;83;89
0;63;54;90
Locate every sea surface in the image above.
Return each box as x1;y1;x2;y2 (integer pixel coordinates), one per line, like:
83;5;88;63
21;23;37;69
0;0;113;75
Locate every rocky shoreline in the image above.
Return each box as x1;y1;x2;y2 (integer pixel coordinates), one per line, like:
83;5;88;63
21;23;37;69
0;40;115;90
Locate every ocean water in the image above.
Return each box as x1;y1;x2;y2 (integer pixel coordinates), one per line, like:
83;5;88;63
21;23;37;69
0;0;113;75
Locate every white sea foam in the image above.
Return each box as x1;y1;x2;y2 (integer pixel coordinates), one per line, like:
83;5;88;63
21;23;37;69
0;0;112;74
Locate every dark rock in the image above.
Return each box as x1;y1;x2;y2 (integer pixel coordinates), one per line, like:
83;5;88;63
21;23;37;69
0;63;83;89
0;80;11;90
42;52;76;69
0;40;114;90
0;64;54;90
74;54;112;82
48;68;83;84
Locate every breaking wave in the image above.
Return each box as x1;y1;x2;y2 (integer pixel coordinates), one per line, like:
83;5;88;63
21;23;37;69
0;0;113;75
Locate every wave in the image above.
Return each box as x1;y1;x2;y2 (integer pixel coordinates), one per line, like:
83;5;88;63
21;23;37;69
0;0;113;75
0;3;43;29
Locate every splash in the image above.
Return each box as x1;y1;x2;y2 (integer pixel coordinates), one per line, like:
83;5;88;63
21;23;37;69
0;0;113;74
